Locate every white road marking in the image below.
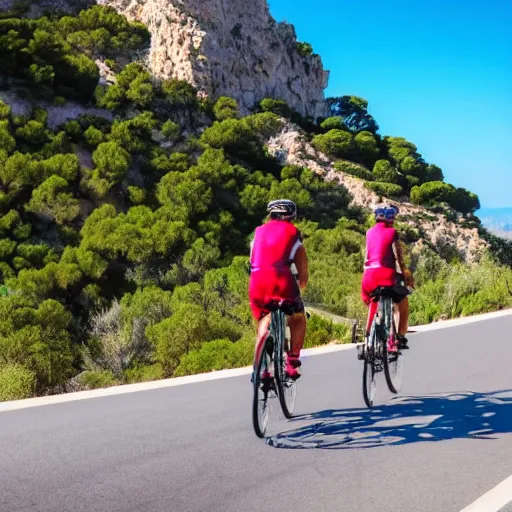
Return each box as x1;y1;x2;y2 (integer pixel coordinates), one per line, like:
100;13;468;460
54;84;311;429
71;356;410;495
459;474;512;512
0;308;510;412
412;308;512;332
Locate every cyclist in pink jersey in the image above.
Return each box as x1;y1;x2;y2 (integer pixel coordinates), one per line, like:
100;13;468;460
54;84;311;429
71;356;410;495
249;199;309;379
361;205;414;350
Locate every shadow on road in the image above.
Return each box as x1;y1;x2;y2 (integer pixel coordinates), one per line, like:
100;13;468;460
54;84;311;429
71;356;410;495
267;390;512;449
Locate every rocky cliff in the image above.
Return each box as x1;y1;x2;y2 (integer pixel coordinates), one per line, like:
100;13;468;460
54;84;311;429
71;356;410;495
96;0;329;118
267;123;489;263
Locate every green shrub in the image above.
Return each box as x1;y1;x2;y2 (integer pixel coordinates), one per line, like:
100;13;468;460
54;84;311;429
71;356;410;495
162;79;197;108
161;119;180;141
92;141;131;186
53;96;66;106
58;54;100;99
125;73;154;108
372;159;399;183
0;101;11;120
334;161;373;181
259;98;291;118
15;121;48;148
304;314;351;348
37;153;80;182
406;175;420;187
320;116;344;131
63;119;83;140
124;363;164;383
409;258;512;324
128;186;146;204
242;112;283;139
213;96;239;121
411;181;480;214
0;120;16;154
108;111;157;153
84;125;104;147
296;41;313;57
78;370;118;390
365;181;403;198
354;131;379;166
0;364;35;401
0;297;74;391
312;130;354;158
26;176;80;225
174;338;253;376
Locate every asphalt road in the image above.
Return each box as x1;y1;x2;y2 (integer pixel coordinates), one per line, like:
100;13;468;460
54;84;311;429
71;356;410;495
1;315;512;512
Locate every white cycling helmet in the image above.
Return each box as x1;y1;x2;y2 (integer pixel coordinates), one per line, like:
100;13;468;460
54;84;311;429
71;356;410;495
267;199;297;220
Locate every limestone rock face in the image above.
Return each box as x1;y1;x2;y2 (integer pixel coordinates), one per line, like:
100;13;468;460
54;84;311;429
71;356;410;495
267;123;489;264
97;0;329;118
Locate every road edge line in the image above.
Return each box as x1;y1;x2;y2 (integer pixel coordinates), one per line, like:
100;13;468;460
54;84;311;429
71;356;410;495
459;474;512;512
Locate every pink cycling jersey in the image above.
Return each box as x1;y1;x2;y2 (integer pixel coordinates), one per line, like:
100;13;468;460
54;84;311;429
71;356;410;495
364;222;398;270
249;220;302;320
250;220;302;271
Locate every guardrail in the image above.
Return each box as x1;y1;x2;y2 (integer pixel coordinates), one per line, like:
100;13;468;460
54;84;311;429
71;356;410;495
303;302;363;344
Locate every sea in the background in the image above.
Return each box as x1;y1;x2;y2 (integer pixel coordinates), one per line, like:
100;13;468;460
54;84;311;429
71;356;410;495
478;207;512;239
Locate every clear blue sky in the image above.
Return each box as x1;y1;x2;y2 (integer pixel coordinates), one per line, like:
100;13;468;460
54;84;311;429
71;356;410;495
268;0;512;209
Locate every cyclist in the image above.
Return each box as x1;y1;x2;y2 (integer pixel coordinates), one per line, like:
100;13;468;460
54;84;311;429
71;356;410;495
249;199;309;379
360;205;414;352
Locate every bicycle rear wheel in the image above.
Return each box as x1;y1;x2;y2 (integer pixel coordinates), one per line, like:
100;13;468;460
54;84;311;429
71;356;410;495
362;321;378;408
273;310;296;419
252;336;274;438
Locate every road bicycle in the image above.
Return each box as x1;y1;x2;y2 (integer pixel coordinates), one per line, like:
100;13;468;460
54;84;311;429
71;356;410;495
252;300;297;438
361;285;411;408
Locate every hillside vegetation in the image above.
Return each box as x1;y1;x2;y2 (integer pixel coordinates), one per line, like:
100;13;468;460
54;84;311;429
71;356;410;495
0;6;511;400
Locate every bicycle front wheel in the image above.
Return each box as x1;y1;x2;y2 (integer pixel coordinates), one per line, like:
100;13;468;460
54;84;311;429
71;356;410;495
273;310;296;419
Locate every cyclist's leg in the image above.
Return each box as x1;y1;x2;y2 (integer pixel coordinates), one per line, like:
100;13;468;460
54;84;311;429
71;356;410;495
257;313;271;347
397;297;408;335
396;296;409;348
288;311;306;357
285;312;305;378
250;302;271;355
362;269;382;334
366;300;379;335
283;273;305;376
249;272;273;379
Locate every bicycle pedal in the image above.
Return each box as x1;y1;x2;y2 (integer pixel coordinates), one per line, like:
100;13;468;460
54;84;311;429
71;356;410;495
260;379;275;394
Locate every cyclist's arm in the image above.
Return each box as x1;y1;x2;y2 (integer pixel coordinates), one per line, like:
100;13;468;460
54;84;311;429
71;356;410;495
294;245;309;290
392;239;414;287
392;240;405;274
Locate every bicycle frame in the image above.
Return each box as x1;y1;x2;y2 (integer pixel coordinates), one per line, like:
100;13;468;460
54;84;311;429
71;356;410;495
271;309;287;354
253;307;288;375
368;295;396;355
